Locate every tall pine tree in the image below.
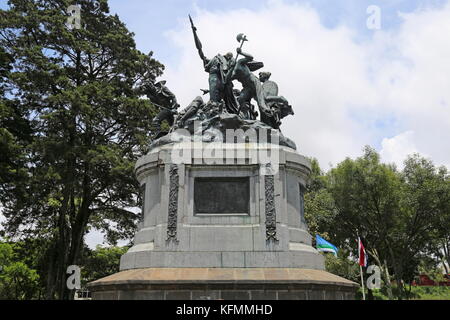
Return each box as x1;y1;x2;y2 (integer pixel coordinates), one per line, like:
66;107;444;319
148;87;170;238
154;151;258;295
0;0;163;299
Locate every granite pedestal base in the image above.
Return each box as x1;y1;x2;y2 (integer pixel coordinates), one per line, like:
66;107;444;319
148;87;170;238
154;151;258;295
88;142;358;299
88;268;357;300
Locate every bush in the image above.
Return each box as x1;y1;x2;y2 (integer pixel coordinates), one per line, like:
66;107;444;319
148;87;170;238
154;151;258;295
0;242;41;299
324;250;360;283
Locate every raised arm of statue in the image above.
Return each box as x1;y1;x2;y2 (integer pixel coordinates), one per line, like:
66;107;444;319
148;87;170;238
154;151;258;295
236;47;254;64
204;57;214;71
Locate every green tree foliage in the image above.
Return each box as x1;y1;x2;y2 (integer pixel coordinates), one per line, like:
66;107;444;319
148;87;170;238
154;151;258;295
304;158;337;241
81;245;128;286
304;147;450;299
327;147;407;293
0;45;32;195
0;242;41;299
0;0;163;299
404;156;450;275
323;250;360;283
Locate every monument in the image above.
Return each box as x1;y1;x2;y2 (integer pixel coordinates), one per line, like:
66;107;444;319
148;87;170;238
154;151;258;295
88;16;358;300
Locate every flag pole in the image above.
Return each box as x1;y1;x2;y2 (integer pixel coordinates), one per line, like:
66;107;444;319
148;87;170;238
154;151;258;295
360;264;366;300
357;234;366;300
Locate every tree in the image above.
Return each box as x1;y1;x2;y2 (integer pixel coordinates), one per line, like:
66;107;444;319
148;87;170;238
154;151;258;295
0;0;163;299
326;147;415;296
304;158;337;241
305;150;400;297
305;147;448;299
0;45;32;198
0;241;41;300
323;250;360;283
81;245;128;286
401;155;450;276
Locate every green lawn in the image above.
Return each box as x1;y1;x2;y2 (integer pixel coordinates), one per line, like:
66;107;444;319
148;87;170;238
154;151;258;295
357;286;450;300
409;286;450;300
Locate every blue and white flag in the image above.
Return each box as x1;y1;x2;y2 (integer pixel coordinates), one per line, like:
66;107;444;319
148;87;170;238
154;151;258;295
316;235;338;257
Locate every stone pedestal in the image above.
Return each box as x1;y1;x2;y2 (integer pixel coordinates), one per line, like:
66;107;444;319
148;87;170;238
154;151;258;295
89;268;357;300
88;141;358;299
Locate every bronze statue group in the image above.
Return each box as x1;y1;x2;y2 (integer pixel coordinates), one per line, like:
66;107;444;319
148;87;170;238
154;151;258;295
146;15;294;139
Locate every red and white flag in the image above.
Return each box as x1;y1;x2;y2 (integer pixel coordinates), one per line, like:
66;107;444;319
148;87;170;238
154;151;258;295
358;237;368;267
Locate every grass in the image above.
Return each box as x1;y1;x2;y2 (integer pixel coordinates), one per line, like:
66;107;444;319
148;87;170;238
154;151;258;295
409;286;450;300
356;286;450;300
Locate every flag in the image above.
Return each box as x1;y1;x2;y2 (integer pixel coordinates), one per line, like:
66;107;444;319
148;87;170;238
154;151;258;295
316;235;338;257
358;237;368;267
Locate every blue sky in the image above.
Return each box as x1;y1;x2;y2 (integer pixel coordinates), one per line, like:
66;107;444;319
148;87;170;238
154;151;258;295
0;0;447;70
105;2;450;167
106;0;449;66
1;0;449;168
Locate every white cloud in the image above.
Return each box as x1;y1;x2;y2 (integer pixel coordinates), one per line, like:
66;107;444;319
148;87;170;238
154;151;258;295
370;5;450;168
380;130;422;168
85;225;130;249
85;229;105;249
160;1;450;170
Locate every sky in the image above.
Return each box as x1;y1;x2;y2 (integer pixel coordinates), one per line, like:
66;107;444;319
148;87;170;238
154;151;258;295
107;0;450;170
1;0;449;247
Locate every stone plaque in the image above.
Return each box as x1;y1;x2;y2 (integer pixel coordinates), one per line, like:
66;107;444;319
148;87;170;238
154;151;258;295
194;177;249;214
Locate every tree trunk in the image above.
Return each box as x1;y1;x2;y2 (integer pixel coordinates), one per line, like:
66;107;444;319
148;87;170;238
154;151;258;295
54;112;77;299
443;241;450;274
55;185;72;299
368;249;394;299
367;289;374;300
44;241;58;299
383;259;394;299
387;245;404;300
62;163;92;300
